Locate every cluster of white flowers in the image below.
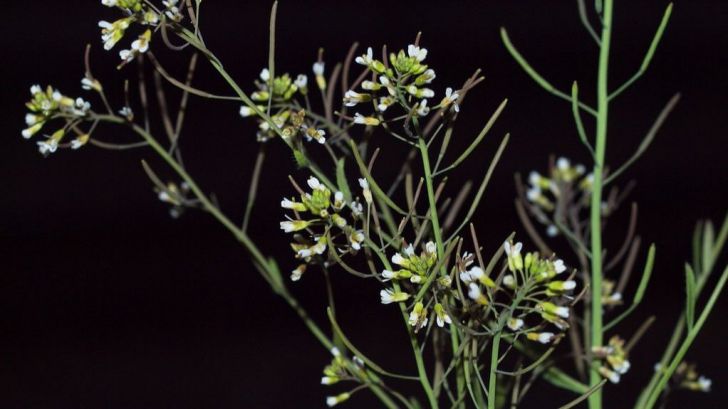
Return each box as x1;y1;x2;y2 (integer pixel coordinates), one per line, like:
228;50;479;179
238;69;327;143
279;176;366;281
593;335;631;384
98;0;182;65
525;156;594;237
462;240;577;345
345;43;460;130
155;181;193;218
22;85;93;155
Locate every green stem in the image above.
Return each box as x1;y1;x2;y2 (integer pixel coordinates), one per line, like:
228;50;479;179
588;1;613;409
487;332;501;409
418;137;457;408
370;237;438;409
418;138;445;263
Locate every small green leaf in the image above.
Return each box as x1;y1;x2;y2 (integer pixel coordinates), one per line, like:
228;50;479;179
685;263;696;330
335;158;352;203
702;220;715;275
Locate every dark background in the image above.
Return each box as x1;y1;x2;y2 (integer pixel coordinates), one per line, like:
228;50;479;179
2;0;727;408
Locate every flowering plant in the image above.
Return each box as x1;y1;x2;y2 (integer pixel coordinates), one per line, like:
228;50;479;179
19;1;727;408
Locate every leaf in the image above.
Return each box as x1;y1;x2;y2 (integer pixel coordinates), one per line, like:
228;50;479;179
685;263;696;330
702;220;715;275
335;158;352;202
604;244;656;331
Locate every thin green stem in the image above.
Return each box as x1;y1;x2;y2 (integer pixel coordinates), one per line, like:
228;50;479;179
588;1;613;408
487;332;501;409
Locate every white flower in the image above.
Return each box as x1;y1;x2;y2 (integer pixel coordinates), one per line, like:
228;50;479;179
239;106;255;117
468;266;484;280
349;230;365;251
99;19;130;50
131;33;151;53
326;393;350;407
546;224;559;237
279;220;310;233
425;242;436;255
562;280;577;290
612;360;631;375
599;366;621;384
382;270;396;281
25;114;39;126
407;44;428;62
343;90;369;107
526;186;541;202
504;241;522;257
468;283;482;302
434;303;451;327
294;74;308;88
391;253;405;266
507;318;524;331
22;124;42;139
380;288;409;304
553;306;570;319
416;99;430;116
553;259;566;274
311;240;327;255
403;244;415;257
259;68;270;82
119;49;134;63
408;302;428;332
321;376;338;385
305;127;326;144
353;113;380;126
358;178;372;204
355;47;374;66
330;346;341;357
536;332;555;344
290;264;306;281
697;376;712;392
313;61;325;76
557;156;570;170
81;77;102;92
504;241;524;271
416;69;436;85
72;98;91;116
361;80;380;91
307;176;324;190
70;134;90;150
440;87;460;112
407;85;434;98
101;0;117;6
118;106;134;118
459;270;472;283
607;292;623;303
503;274;516;289
37;138;59;155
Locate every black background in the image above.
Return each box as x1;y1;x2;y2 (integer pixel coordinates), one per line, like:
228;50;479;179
2;1;727;408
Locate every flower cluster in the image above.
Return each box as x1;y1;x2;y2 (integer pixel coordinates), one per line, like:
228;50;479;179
155;181;194;218
346;43;460;128
320;347;368;407
378;239;577;341
592;335;631;384
378;240;454;333
22;85;92;155
239;69;328;143
525;156;594;237
98;0;183;65
279;176;365;281
490;241;577;343
661;362;712;392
